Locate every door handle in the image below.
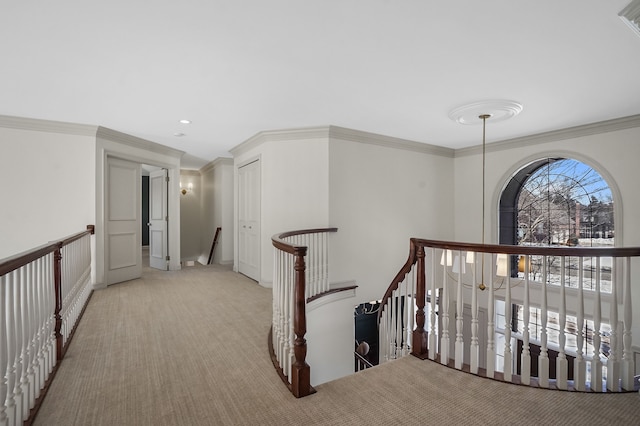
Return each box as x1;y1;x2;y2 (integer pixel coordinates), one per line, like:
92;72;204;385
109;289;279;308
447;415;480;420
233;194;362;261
147;223;151;227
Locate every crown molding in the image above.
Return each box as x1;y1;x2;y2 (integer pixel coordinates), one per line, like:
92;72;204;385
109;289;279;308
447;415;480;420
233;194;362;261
328;125;455;157
229;126;331;156
455;114;640;157
200;157;234;174
229;125;455;158
0;114;97;136
180;169;201;176
96;126;184;159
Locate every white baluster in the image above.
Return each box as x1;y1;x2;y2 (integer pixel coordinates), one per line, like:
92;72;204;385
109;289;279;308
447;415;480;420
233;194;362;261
538;255;549;388
428;249;437;361
454;252;464;370
1;275;9;426
622;257;634;390
469;251;479;374
503;255;512;382
440;250;450;366
590;257;603;392
486;254;495;379
557;256;568;390
13;270;24;424
34;258;45;396
607;257;620;392
521;255;531;386
574;257;586;391
6;271;18;426
24;263;36;415
46;253;56;377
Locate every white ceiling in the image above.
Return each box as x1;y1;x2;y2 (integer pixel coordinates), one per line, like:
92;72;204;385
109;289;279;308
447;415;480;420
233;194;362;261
2;1;639;169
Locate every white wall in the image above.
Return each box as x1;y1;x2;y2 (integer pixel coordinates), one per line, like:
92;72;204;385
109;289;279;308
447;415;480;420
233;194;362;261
180;169;202;262
0;124;96;259
452;124;640;346
328;136;455;303
198;158;234;265
232;130;330;286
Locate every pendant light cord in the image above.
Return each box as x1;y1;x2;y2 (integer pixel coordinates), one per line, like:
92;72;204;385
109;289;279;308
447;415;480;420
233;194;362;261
479;114;490;289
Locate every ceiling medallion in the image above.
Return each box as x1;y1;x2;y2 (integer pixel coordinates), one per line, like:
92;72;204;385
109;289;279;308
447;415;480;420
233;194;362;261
448;100;523;125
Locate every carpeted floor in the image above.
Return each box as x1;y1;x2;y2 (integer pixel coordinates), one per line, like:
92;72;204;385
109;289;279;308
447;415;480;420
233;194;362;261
34;262;640;425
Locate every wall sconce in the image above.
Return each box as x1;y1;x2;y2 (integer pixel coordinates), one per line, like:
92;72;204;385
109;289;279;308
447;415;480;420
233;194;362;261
180;182;193;195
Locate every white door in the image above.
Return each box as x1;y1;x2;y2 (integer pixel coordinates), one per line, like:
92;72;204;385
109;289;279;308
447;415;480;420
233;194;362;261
149;168;168;270
238;160;260;281
106;157;141;285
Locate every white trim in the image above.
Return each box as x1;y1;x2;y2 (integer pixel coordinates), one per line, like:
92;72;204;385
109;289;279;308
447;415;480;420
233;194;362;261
0;114;97;136
456;114;640;157
229;125;455;158
95;134;183;287
96;126;184;159
199;157;233;174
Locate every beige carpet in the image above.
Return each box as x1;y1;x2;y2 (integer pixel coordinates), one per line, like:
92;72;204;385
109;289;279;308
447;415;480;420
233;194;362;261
34;263;640;426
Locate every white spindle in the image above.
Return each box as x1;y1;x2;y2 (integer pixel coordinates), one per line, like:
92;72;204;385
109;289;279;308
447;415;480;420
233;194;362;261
6;271;18;426
590;257;603;392
607;257;620;392
574;257;586;391
538;255;549;388
486;254;495;378
1;275;9;426
557;256;568;390
428;250;436;361
470;251;479;374
25;263;36;415
622;257;634;390
440;250;450;366
503;255;512;382
13;270;25;424
521;255;531;386
454;251;464;370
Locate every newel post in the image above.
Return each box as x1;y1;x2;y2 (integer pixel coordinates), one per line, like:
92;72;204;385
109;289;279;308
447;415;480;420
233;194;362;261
53;242;64;361
411;244;428;359
291;248;311;398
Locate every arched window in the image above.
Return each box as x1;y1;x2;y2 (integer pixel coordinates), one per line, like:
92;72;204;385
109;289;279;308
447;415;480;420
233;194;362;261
500;158;614;248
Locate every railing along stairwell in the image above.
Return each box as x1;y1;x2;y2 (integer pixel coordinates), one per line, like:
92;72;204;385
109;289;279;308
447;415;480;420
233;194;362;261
378;238;640;393
1;225;95;426
270;227;357;398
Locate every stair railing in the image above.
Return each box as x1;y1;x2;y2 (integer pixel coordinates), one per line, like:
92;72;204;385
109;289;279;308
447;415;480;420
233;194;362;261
379;238;640;392
270;227;337;398
1;225;94;425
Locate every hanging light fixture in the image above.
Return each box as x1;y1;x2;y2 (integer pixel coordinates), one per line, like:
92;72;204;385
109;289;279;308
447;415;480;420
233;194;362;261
449;100;523;289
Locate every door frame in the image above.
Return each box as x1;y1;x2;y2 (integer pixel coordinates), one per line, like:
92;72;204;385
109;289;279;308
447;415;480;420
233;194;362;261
234;155;261;283
95;134;182;288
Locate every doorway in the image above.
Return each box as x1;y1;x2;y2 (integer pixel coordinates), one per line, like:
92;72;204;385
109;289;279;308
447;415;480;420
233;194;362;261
237;159;260;282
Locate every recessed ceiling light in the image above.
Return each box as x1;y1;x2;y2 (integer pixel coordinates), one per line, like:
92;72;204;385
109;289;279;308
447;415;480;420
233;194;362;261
179;119;191;124
174;132;185;137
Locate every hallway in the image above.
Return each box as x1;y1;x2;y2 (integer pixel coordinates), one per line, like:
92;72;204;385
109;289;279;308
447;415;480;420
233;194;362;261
33;263;640;425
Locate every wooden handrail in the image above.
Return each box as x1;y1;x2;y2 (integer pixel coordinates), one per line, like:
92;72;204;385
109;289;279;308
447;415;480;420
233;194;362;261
271;227;338;398
412;237;640;257
379;238;640;324
1;225;95;425
378;237;640;389
0;225;95;276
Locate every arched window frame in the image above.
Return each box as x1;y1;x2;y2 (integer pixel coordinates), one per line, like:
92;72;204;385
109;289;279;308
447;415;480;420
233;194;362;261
493;151;623;248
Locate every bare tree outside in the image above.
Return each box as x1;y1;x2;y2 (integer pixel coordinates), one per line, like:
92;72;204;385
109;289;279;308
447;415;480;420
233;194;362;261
517;159;613;248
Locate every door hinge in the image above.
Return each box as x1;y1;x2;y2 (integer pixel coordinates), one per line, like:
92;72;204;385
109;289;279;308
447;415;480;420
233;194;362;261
165;216;169;221
166;255;170;261
165;175;169;182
